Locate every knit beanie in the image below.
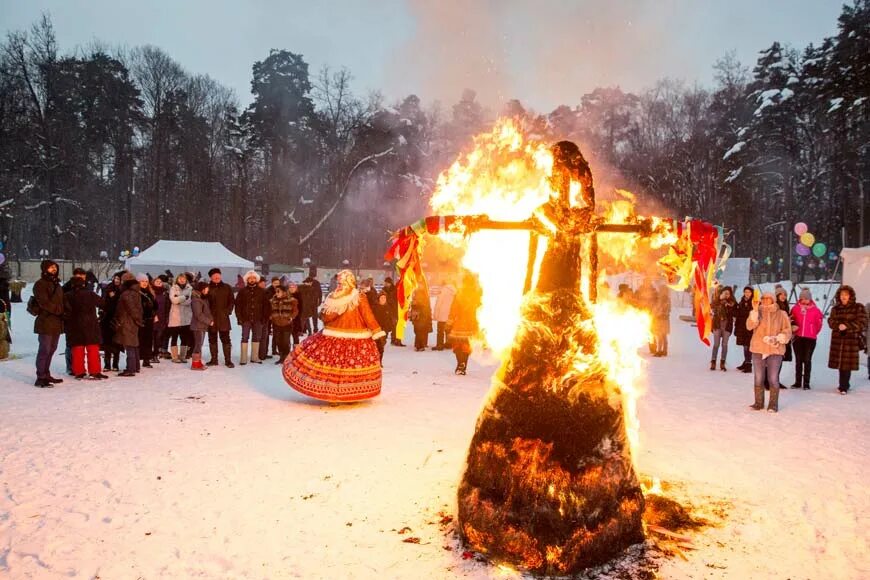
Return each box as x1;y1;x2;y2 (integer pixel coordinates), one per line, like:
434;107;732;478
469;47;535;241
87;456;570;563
799;288;812;301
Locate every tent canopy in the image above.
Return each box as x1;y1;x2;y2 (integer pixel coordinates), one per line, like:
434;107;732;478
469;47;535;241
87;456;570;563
125;240;254;280
841;246;870;302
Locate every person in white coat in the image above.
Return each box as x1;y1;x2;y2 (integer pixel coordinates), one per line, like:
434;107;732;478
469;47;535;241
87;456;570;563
432;278;457;351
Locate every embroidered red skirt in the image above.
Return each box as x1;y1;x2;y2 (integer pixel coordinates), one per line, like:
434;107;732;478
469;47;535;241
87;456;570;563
282;333;382;402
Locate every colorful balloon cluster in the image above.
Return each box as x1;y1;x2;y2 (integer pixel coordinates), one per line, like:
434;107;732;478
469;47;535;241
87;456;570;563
117;246;141;261
793;223;826;259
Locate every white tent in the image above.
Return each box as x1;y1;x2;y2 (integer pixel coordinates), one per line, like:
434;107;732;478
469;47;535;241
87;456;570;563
840;246;870;302
125;241;255;282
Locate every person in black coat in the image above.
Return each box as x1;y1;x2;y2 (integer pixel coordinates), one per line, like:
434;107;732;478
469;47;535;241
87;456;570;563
100;273;124;372
410;286;433;351
64;277;107;379
152;274;170;361
62;268;88;375
113;272;144;377
382;277;403;346
287;282;305;346
710;285;737;371
206;268;235;367
259;277;277;360
235;270;267;365
136;273;157;368
734;286;755;373
304;275;323;333
32;259;65;387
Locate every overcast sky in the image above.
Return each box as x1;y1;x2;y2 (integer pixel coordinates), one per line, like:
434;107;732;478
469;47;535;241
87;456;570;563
0;0;848;111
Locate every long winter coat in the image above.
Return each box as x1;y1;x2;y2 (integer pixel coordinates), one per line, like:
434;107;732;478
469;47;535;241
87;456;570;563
153;285;170;333
448;282;482;340
100;280;123;346
433;284;457;323
734;295;754;346
827;287;867;371
289;289;305;333
269;294;298;328
113;282;144;347
652;289;671;335
206;281;235;331
300;283;317;319
711;295;737;335
410;289;433;335
190;291;214;332
168;283;193;327
235;284;268;324
32;271;64;336
63;278;104;346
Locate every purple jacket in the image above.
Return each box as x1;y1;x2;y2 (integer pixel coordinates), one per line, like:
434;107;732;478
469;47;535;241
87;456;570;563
790;301;823;339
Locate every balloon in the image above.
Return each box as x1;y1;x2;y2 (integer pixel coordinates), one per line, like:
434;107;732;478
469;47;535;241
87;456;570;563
0;253;5;265
796;243;811;256
796;256;804;266
794;222;808;236
0;241;4;250
800;232;815;247
812;242;826;258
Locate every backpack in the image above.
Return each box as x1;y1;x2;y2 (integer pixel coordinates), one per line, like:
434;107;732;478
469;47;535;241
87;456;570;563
26;295;41;316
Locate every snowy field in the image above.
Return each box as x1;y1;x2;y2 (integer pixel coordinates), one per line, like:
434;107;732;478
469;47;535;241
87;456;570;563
1;297;868;580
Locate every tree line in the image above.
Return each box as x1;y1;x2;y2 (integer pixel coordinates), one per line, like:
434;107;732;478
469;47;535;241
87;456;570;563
1;2;867;273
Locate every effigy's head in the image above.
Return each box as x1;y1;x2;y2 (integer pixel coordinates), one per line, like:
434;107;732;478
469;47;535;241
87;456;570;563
549;141;593;208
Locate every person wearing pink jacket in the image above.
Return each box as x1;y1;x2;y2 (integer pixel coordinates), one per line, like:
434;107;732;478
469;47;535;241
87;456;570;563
790;288;824;390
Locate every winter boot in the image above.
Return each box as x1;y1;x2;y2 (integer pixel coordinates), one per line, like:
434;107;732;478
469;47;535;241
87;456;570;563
179;346;189;362
171;345;181;363
710;360;716;371
749;385;764;410
223;343;235;368
240;343;249;366
251;342;262;364
191;353;205;371
720;360;727;372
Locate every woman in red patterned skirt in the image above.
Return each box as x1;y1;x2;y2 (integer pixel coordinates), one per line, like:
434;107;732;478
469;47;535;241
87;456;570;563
282;270;386;402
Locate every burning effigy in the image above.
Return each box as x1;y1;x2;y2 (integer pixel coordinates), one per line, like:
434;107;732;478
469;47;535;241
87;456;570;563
385;120;725;575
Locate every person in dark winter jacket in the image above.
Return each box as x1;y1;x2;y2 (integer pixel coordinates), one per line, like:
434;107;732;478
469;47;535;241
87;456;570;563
269;285;298;364
137;273;157;368
63;277;107;380
775;287;793;364
190;281;214;370
288;282;305;346
62;268;88;375
371;291;392;365
382;277;402;346
734;286;755;373
235;270;268;365
152;274;170;361
32;259;65;387
206;268;235;367
410;286;433;351
306;275;323;333
113;272;144;377
827;285;867;394
261;277;280;359
710;286;737;371
100;273;124;372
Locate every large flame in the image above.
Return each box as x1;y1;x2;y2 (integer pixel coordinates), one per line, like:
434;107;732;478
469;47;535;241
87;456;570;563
429;119;668;461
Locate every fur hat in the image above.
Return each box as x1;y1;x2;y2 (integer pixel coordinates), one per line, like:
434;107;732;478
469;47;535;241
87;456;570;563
121;272;136;284
799;288;812;301
208;268;221;277
244;270;261;282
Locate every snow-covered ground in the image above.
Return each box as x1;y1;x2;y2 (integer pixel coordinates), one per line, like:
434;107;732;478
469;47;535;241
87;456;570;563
1;297;868;579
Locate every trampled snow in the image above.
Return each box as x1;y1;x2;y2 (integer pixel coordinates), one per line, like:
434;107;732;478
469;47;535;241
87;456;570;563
1;297;868;579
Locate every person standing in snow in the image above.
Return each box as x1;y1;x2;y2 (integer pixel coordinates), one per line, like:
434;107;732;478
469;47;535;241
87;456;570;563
775;287;793;375
269;284;297;364
827;285;867;394
235;270;268;365
137;273;156;368
734;286;755;373
789;288;823;389
62;268;88;375
261;277;281;359
167;273;193;363
747;291;792;412
32;259;65;387
371;291;392;365
151;274;170;361
432;278;457;351
710;286;736;371
382;277;403;347
63;275;107;380
287;282;305;347
206;268;235;367
189;281;213;370
282;269;385;403
101;273;124;372
448;272;482;375
113;272;144;377
651;285;671;357
410;286;432;351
